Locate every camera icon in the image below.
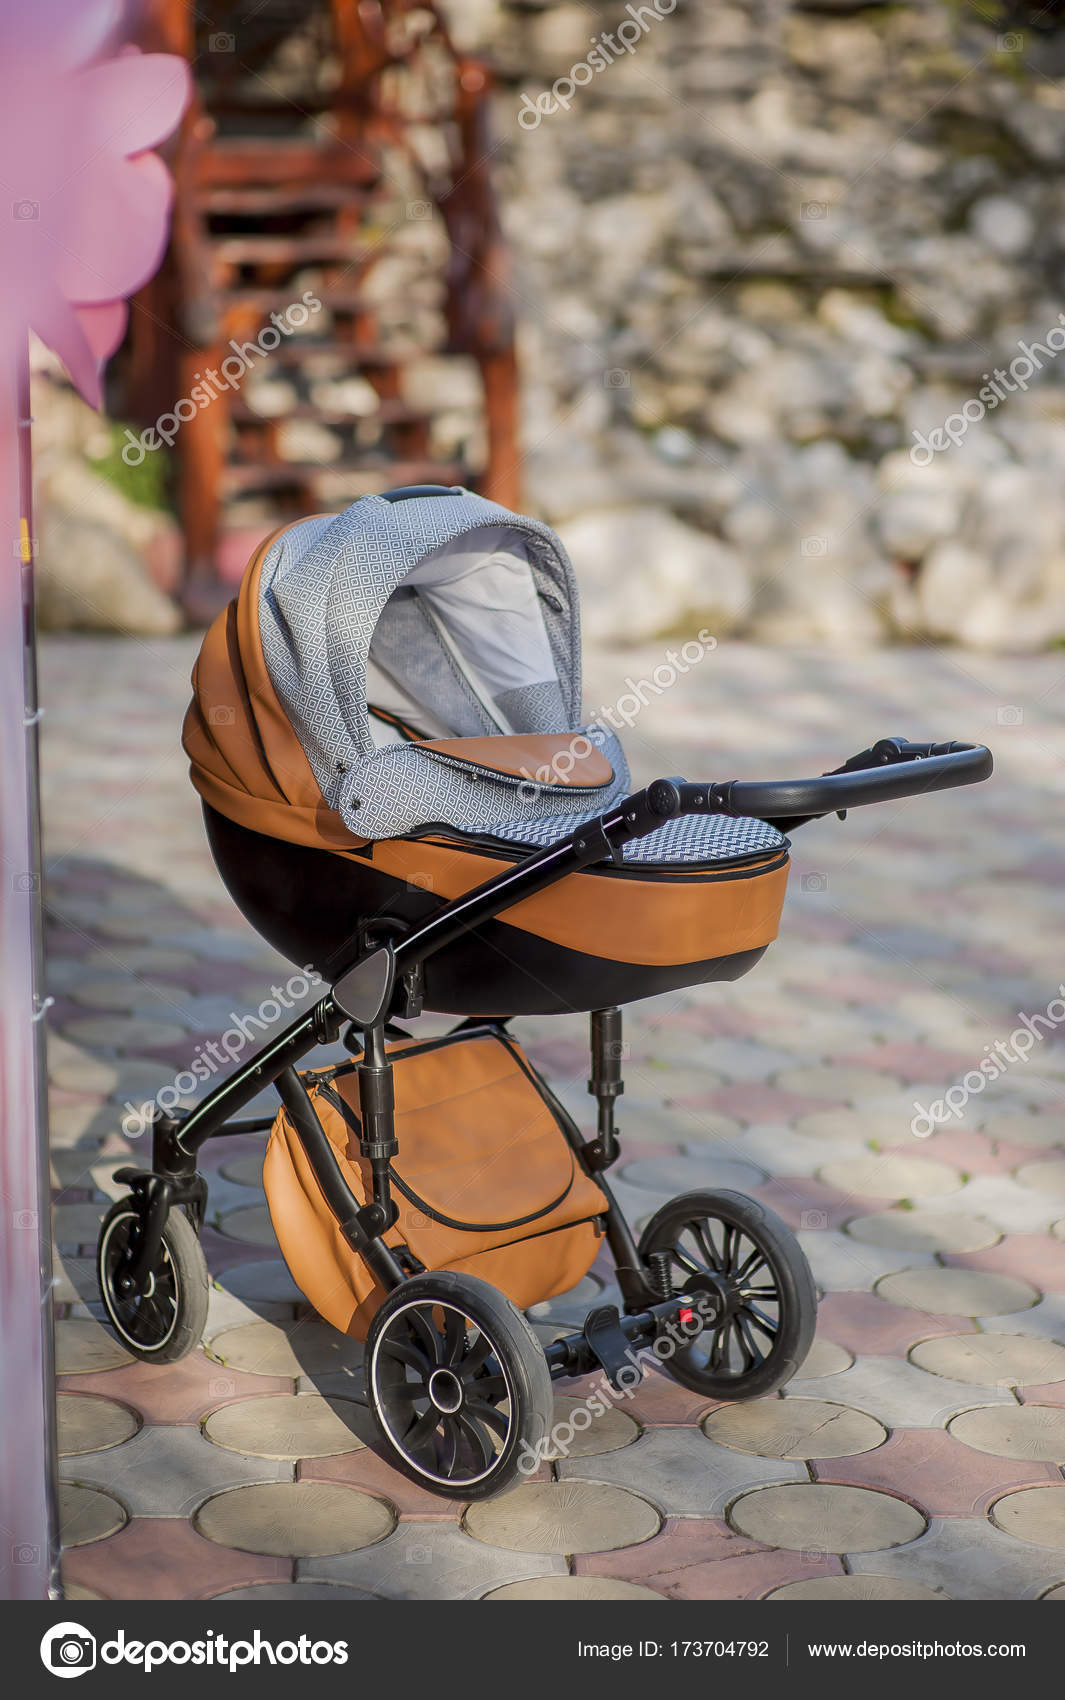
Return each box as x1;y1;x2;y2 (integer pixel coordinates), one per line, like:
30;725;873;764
604;1040;630;1061
800;201;828;221
604;369;630;390
13;871;40;893
406;871;435;892
800;872;827;894
13;1543;39;1564
39;1623;96;1678
800;1209;828;1231
406;1544;432;1563
208;704;236;726
407;201;432;220
801;536;827;558
12;536;37;559
209;32;235;52
209;1377;235;1398
800;1547;828;1565
996;704;1023;727
13;200;39;220
13;1209;37;1230
998;32;1023;52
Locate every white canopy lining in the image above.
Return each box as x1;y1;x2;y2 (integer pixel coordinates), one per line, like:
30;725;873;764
366;525;568;747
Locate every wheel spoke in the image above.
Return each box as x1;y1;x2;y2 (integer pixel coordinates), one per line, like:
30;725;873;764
734;1313;763;1369
405;1307;443;1366
381;1339;433;1379
707;1324;728;1372
454;1410;494;1471
721;1223;739;1274
463;1397;510;1439
472;1371;507;1399
738;1284;780;1301
441;1307;467;1366
671;1245;703;1277
691;1221;723;1272
404;1404;444;1453
437;1415;460;1476
734;1247;768;1282
742;1303;780;1338
463;1330;494;1375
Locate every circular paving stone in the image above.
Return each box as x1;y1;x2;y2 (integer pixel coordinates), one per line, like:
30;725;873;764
847;1210;999;1254
215;1261;305;1305
877;1267;1038;1316
57;1394;139;1456
66;978;190;1015
219;1153;265;1188
1016;1160;1065;1198
54;1319;133;1375
545;1396;639;1460
47;1103;108;1146
768;1574;944;1601
703;1399;885;1460
208;1318;363;1378
204;1394;369;1459
212;1583;380;1601
195;1482;394;1558
465;1481;660;1554
911;1332;1065;1387
59;1483;126;1547
991;1486;1065;1547
217;1204;277;1247
777;1066;899;1105
796;1111;910;1146
1042;1583;1065;1598
729;1483;926;1553
818;1154;961;1200
949;1405;1065;1462
793;1338;853;1379
485;1577;662;1600
978;1114;1065;1150
51;1201;107;1246
60;1015;189;1050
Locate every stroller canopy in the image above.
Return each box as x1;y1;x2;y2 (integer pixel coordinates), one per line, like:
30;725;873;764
184;490;784;871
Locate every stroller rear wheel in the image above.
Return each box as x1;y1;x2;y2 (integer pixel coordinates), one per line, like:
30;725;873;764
365;1271;553;1500
96;1197;209;1364
638;1189;816;1400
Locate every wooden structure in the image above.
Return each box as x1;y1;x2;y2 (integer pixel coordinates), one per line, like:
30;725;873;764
128;1;519;615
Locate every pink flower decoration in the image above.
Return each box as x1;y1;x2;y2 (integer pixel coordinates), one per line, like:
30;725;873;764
0;0;190;405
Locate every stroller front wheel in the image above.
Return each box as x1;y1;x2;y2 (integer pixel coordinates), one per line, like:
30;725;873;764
96;1197;209;1363
365;1271;553;1500
637;1189;816;1401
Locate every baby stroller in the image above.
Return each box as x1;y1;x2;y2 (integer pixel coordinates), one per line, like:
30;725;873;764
95;485;993;1500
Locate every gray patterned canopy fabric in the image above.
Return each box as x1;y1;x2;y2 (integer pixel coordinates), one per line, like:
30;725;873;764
257;489;785;867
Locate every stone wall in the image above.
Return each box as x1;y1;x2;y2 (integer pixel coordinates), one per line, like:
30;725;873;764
446;0;1065;648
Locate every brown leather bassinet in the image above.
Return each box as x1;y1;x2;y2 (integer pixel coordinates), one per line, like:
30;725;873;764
182;515;790;1016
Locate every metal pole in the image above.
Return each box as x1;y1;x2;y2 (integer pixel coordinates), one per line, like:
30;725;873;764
0;344;60;1599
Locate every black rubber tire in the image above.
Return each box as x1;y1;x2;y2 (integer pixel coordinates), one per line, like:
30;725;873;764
365;1271;553;1500
638;1189;817;1400
96;1198;209;1364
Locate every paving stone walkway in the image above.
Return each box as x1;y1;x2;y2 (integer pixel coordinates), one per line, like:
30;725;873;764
39;631;1065;1601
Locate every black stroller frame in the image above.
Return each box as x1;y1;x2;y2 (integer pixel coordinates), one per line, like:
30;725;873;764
99;738;991;1498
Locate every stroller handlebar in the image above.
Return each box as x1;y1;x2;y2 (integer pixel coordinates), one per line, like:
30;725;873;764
622;737;993;839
